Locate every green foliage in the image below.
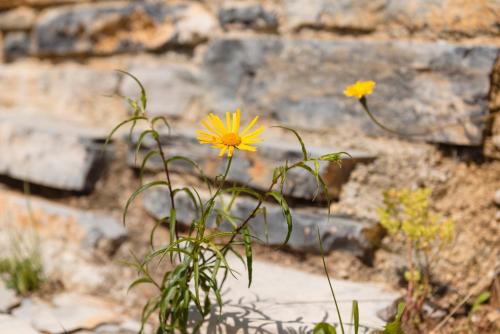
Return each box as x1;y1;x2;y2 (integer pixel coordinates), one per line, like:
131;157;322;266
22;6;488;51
377;188;454;250
0;183;44;296
0;255;43;296
383;303;406;334
471;291;491;313
377;188;454;327
313;322;337;334
113;71;348;333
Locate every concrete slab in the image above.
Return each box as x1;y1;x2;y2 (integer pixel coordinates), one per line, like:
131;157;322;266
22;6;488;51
201;257;400;333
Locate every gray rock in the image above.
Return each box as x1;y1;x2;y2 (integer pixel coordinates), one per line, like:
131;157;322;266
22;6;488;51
0;282;20;313
0;7;37;31
0;189;126;251
119;63;202;118
33;1;217;57
143;187;382;260
0;314;39;334
199;256;399;332
129;131;374;200
0;114;110;192
202;37;498;146
3;32;31;60
12;294;120;333
283;0;500;38
219;2;278;32
0;63;123;129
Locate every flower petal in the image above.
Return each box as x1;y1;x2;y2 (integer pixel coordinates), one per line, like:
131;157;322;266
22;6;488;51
241;125;264;139
233;108;240;134
240;116;259;136
218;146;227;156
210;114;228;134
226;112;232;133
237;143;257;151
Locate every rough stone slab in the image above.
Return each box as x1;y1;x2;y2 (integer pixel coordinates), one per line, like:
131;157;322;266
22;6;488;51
218;2;278;32
0;0;82;9
0;7;37;31
130;131;375;200
0;190;126;250
143;188;382;260
0;114;110;192
202;37;498;145
3;31;31;60
198;256;399;332
75;320;149;334
0;62;124;129
32;1;218;57
0;314;39;334
12;294;119;333
0;282;20;313
119;63;202;118
284;0;500;38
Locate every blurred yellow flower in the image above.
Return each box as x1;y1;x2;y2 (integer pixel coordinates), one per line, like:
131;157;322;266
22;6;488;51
196;108;264;157
343;80;376;99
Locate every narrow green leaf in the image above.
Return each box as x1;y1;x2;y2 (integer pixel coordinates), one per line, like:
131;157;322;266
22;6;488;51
128;277;153;292
123;181;169;225
166;155;211;188
105;116;147;147
139;150;160;184
272;167;282;183
472;291;491;312
223;186;263;201
193;250;200;301
383;302;405;334
117;70;147;111
273;125;308;160
149;218;166;250
319;152;352;163
352;300;359;334
267;191;293;245
207;242;239;279
134;129;155;165
313;323;337;334
173;187;201;218
279;164;288;194
151;115;171;134
242;226;253;288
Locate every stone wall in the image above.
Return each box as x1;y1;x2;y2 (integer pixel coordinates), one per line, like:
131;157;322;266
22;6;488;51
0;0;499;253
0;0;498;145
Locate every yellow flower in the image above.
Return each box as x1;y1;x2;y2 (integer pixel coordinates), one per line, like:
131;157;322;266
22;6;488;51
196;108;264;157
343;80;376;99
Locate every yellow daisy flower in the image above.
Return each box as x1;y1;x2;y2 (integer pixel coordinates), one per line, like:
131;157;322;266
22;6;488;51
343;80;376;99
196;108;264;157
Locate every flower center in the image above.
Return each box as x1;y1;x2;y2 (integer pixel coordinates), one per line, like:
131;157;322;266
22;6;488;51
221;132;241;146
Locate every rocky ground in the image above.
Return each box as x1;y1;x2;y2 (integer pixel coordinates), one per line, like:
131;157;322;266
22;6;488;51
1;133;499;333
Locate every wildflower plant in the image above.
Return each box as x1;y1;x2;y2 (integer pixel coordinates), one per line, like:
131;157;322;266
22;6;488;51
377;188;455;325
109;72;348;333
0;183;44;296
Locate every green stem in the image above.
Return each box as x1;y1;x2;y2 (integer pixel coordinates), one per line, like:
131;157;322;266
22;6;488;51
360;97;406;136
318;228;345;334
201;156;233;234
